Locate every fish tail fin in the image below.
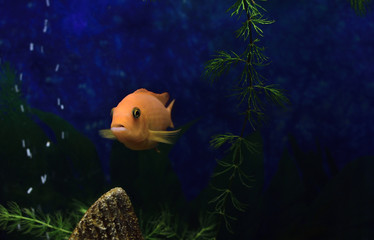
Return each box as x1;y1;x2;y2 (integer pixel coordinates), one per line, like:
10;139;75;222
167;99;175;128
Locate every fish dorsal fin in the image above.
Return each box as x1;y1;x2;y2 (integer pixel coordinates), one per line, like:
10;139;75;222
148;129;181;144
133;88;170;105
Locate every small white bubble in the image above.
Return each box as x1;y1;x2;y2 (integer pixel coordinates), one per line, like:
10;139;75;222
46;232;50;240
41;174;47;184
41;45;44;53
14;84;19;92
22;139;25;148
20;104;24;112
46;141;50;147
27;187;33;194
60;104;64;110
29;42;34;51
20;73;23;81
46;0;50;7
61;131;65;139
57;98;60;106
55;64;60;72
26;148;32;158
17;223;21;230
43;19;48;33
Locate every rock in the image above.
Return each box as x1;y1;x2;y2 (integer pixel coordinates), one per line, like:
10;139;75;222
69;187;144;240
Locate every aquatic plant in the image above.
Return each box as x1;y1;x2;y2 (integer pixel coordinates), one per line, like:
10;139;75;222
0;202;73;240
1;0;287;238
0;62;105;203
0;62;104;239
204;0;288;236
0;63;24;117
140;209;216;240
2;0;372;238
349;0;372;15
0;61;214;240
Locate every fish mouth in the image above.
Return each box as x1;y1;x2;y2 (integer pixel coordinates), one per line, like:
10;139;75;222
111;124;127;132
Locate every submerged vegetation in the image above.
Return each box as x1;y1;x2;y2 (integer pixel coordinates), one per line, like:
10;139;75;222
204;0;287;235
0;62;215;239
139;209;216;240
0;202;73;239
0;63;97;240
1;0;374;239
349;0;372;15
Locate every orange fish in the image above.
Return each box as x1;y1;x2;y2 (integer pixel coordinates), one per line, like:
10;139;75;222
99;88;180;150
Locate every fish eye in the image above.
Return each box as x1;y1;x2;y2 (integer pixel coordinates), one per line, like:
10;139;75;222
132;107;141;119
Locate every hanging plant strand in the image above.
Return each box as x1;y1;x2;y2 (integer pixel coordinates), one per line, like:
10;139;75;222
205;0;288;236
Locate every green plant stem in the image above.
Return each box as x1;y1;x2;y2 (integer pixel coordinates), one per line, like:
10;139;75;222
241;0;254;137
193;226;211;239
5;213;72;234
215;1;254;238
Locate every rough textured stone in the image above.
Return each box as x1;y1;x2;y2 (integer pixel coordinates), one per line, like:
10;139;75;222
69;187;144;240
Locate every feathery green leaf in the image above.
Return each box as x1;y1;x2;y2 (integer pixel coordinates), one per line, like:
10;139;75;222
0;202;73;240
255;84;289;108
349;0;372;15
140;208;217;240
204;51;245;82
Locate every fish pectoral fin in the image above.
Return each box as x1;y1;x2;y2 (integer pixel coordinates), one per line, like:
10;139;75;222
99;129;117;140
148;129;181;144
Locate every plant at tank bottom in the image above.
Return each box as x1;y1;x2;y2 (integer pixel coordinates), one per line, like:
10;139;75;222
204;0;288;236
139;208;217;240
0;202;81;239
0;62;96;240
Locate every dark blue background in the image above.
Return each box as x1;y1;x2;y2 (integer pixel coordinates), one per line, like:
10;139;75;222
1;0;373;199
